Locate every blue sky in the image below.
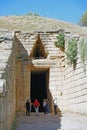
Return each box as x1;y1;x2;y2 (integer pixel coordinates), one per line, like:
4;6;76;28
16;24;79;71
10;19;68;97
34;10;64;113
0;0;87;24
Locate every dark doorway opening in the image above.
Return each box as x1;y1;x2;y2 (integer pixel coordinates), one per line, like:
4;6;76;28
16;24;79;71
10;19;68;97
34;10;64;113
31;70;47;112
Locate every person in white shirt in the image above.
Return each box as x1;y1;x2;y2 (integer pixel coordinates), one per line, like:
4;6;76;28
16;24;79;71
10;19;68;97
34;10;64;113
53;98;57;115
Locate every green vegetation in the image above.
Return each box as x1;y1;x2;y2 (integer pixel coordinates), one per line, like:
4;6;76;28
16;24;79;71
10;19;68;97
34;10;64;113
79;39;87;73
80;10;87;26
65;38;77;69
80;39;87;63
55;33;65;51
25;12;39;16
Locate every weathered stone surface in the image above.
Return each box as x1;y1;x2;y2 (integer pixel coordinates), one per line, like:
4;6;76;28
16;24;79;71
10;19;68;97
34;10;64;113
0;30;87;130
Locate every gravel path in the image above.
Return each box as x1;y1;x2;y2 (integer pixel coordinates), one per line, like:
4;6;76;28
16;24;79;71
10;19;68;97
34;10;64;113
15;112;87;130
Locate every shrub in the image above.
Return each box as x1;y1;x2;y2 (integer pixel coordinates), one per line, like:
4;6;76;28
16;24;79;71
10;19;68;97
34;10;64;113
65;38;77;68
80;39;87;63
55;33;65;51
26;12;39;16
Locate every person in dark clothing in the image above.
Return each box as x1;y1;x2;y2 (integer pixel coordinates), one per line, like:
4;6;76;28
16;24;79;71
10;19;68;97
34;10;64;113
25;100;31;116
46;99;50;114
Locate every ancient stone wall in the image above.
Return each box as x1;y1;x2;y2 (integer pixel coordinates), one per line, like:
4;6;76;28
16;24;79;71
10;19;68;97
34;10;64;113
15;31;65;112
0;30;87;130
14;31;87;115
59;41;87;114
0;31;17;130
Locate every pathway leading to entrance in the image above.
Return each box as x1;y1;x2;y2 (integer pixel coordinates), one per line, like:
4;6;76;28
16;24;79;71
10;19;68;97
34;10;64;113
15;112;87;130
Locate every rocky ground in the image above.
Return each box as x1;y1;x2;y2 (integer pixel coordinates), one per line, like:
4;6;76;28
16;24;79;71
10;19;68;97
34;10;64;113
12;112;87;130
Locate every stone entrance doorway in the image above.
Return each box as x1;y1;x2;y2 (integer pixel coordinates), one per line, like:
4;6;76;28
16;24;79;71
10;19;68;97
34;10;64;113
30;69;49;112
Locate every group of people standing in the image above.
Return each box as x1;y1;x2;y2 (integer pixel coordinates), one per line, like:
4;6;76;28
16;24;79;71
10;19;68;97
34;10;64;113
25;99;40;116
25;98;58;116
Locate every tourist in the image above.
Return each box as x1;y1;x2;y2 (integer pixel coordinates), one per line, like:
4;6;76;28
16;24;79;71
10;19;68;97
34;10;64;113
43;99;47;114
53;98;57;114
33;99;40;115
25;99;31;116
46;99;50;114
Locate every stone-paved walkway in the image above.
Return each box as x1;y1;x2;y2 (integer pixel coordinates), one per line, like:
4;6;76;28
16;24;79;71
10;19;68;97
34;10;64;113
15;112;87;130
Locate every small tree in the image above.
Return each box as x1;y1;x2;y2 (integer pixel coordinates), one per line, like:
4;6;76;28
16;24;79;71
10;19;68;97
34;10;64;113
80;10;87;26
80;39;87;73
26;12;39;16
80;39;87;63
65;38;77;69
55;33;65;51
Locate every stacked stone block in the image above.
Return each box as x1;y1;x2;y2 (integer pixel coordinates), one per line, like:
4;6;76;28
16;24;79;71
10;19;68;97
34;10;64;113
0;31;17;130
0;29;87;130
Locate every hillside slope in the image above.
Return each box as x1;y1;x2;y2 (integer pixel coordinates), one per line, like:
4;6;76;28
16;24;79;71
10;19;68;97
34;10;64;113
0;15;87;36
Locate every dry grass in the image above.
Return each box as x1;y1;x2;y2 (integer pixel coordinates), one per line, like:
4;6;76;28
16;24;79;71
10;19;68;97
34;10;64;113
0;15;87;36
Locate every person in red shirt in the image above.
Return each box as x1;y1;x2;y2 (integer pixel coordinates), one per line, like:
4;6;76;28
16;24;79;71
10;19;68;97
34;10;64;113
33;99;40;115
